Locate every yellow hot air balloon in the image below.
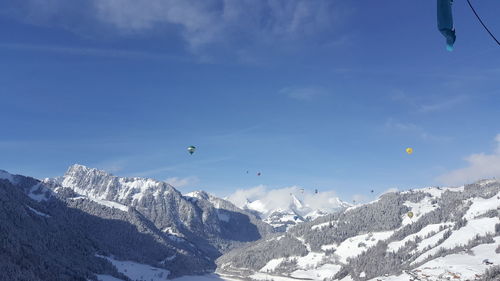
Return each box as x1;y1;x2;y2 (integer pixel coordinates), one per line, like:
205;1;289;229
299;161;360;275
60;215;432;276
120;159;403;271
406;147;413;155
407;211;414;219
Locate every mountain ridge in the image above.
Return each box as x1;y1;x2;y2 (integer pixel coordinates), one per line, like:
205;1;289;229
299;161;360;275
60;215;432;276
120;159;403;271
0;165;272;280
1;165;499;281
216;180;500;281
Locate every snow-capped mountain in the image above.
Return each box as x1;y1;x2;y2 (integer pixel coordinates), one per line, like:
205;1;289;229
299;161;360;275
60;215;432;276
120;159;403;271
1;169;187;280
217;180;500;281
239;193;350;231
0;165;274;280
44;164;272;256
3;165;500;281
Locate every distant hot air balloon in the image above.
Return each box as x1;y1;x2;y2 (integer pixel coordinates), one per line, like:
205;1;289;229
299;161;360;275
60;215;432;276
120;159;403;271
257;172;261;176
187;145;196;155
406;147;413;155
407;211;414;219
371;190;374;193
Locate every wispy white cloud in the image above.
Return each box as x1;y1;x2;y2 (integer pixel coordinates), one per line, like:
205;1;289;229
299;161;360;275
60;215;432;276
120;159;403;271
384;119;451;142
0;43;190;62
418;95;467;113
96;0;344;48
204;125;261;141
351;193;369;204
2;0;347;57
91;158;130;173
280;86;329;101
165;176;199;188
133;156;232;177
133;165;180;177
437;134;500;186
382;187;399;194
226;185;267;207
351;188;398;203
391;91;467;114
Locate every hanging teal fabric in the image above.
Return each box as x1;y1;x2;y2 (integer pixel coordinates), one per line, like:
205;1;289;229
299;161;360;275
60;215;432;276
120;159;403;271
437;0;456;51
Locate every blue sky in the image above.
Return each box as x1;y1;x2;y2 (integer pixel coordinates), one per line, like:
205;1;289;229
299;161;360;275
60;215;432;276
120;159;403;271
1;0;499;202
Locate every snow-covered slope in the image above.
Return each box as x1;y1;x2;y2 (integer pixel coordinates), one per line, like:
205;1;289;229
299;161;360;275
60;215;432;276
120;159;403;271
96;255;171;281
2;165;272;279
216;179;500;281
0;171;139;280
0;169;15;183
45;165;273;263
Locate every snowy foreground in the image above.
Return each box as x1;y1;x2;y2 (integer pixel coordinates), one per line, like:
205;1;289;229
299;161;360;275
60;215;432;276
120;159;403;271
171;274;242;281
95;233;500;281
94;255;242;281
96;273;241;281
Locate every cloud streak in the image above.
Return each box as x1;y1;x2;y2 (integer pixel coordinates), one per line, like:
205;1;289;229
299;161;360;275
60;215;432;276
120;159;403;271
2;0;347;58
391;91;467;114
418;95;467;113
384;119;451;142
165;176;199;188
437;134;500;185
0;43;190;62
280;86;329;101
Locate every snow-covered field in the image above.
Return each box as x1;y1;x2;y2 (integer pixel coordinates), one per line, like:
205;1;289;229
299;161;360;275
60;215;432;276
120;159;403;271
403;196;438;221
367;273;412;281
291;264;341;280
96;273;241;281
464;191;500;220
260;257;287;272
96;275;124;281
414;236;500;280
250;272;302;281
171;274;242;281
96;255;170;281
411;226;451;254
372;237;500;281
330;231;394;263
295;251;326;269
413;217;499;264
388;223;452;253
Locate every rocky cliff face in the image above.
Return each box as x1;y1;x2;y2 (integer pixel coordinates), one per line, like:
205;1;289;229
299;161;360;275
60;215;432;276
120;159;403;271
45;164;273;256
